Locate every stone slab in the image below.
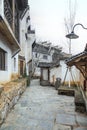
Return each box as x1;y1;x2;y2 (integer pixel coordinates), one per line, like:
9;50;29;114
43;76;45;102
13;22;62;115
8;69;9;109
53;124;71;130
76;115;87;127
56;113;76;126
73;127;87;130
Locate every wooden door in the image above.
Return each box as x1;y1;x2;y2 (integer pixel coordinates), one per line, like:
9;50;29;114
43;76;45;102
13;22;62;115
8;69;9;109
20;61;23;75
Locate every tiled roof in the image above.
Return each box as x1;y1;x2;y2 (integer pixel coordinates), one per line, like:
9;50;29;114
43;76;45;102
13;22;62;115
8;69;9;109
33;43;70;61
66;51;87;64
38;61;60;68
65;44;87;78
38;62;52;68
66;44;87;66
33;43;50;55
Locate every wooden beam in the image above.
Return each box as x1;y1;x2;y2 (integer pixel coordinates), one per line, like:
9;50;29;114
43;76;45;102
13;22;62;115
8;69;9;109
75;63;86;79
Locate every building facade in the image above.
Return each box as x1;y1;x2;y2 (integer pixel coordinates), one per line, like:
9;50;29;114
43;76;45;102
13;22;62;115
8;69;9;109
19;4;35;77
0;0;28;83
32;42;53;77
32;42;80;86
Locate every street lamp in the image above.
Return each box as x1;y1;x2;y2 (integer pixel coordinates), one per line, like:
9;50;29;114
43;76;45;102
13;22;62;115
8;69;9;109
66;23;87;39
64;23;87;87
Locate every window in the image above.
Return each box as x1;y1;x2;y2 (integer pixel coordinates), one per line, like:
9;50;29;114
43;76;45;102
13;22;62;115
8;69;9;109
14;58;16;71
26;16;30;23
0;48;6;70
35;53;37;58
43;55;48;59
27;26;31;33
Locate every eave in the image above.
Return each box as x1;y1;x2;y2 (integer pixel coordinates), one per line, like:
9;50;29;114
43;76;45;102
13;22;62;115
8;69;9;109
38;61;60;68
0;16;20;57
66;51;87;79
66;51;87;66
38;62;52;68
17;0;28;10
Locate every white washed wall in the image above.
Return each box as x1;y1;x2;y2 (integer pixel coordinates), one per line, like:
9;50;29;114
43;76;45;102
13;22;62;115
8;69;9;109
32;52;52;77
33;52;52;63
60;60;80;83
20;9;35;76
50;60;80;85
34;67;41;77
43;69;48;80
0;38;11;82
0;0;4;17
50;66;61;84
0;35;19;83
12;54;18;73
19;9;31;57
27;37;35;62
19;9;35;63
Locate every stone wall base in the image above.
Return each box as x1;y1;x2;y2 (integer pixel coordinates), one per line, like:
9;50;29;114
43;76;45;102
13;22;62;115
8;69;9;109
0;78;27;125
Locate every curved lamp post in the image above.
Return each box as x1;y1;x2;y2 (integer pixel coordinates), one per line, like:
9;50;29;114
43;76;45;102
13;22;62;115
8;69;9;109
66;23;87;39
64;23;87;87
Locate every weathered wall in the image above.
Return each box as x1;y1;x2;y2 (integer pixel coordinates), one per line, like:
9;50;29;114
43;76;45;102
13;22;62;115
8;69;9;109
19;9;35;76
60;60;80;85
0;0;4;17
0;36;11;83
0;35;19;83
50;66;61;85
0;78;27;124
32;51;52;77
33;67;41;77
50;60;80;86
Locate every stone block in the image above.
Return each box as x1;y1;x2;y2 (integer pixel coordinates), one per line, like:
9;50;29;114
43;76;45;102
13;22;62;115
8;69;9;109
53;124;71;130
40;80;50;86
75;91;86;113
56;113;76;126
58;88;75;96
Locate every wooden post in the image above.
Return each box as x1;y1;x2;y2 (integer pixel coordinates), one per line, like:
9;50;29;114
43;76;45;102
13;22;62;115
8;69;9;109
84;63;87;91
48;68;50;81
12;0;15;33
84;80;86;91
41;68;43;81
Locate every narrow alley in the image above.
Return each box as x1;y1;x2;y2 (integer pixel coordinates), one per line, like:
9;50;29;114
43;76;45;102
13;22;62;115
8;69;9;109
0;79;87;130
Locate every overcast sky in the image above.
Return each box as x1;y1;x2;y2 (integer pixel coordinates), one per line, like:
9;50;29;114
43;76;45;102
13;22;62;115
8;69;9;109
29;0;87;54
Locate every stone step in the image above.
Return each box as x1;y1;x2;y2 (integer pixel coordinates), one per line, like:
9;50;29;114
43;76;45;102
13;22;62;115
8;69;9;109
58;86;86;113
75;90;86;113
58;88;75;96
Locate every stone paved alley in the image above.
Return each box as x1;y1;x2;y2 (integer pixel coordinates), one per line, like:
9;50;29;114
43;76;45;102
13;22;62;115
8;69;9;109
0;79;87;130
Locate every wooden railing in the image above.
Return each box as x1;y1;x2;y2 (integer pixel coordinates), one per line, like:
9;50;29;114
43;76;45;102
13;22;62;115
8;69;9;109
4;0;20;42
4;0;13;28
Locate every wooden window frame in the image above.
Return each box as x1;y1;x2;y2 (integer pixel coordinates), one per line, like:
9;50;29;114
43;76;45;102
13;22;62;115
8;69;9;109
0;48;6;70
43;55;48;59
